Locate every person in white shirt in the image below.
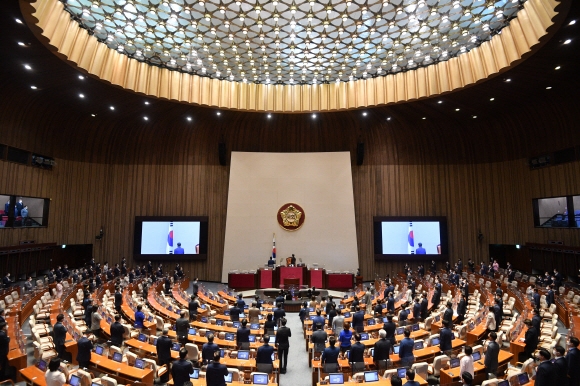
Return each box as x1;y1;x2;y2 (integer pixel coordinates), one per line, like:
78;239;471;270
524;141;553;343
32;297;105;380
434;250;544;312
460;346;475;378
485;311;496;333
45;358;66;386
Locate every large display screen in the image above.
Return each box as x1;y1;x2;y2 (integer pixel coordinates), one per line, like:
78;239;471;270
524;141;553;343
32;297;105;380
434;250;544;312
374;216;448;260
134;216;208;260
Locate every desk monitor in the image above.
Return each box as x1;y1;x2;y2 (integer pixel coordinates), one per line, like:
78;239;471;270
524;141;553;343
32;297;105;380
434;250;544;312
220;349;225;357
134;358;145;369
224;310;230;316
469;322;475;331
369;348;374;357
215;320;224;326
435;315;441;322
201;316;208;323
244;305;249;309
271;352;276;361
270;335;276;344
225;333;235;341
412;324;420;331
498;381;509;386
167;306;173;312
189;328;197;335
94;345;105;355
112;352;123;363
237;350;250;360
344;312;351;318
172;343;181;351
249;335;256;342
69;375;82;386
201;304;207;309
252;373;269;385
393;345;400;354
233;321;241;328
360;333;370;341
383;317;389;323
259;315;264;320
251;323;260;330
517;373;530;385
310;316;316;320
449;358;460;368
367;319;376;326
138;333;148;342
225;372;233;383
329;373;345;384
339;304;345;309
190;368;200;379
430;337;440;346
476;317;481;325
107;316;113;324
364;371;379;383
414;341;424;350
472;352;481;361
396;368;406;378
148;315;154;322
396;327;405;335
92;383;101;386
152;337;158;346
36;360;47;371
309;307;315;312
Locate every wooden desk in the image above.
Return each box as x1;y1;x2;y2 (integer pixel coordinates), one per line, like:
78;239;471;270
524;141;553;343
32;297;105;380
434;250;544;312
313;372;427;386
90;352;154;384
439;350;513;385
125;338;179;359
510;328;527;365
466;323;488;345
431;315;458;334
19;365;50;386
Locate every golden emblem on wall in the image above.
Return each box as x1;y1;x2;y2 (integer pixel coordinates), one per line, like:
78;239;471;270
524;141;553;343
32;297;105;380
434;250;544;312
277;203;306;231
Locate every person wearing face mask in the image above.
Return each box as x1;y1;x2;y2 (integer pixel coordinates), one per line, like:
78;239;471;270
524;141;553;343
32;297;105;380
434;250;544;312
534;349;555;386
552;345;568;386
566;337;580;386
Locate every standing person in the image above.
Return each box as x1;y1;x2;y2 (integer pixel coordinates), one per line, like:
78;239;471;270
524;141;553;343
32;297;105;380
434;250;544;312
312;323;328;353
171;349;194;386
55;279;63;299
236;319;251;350
23;277;33;292
321;336;340;372
273;303;286;326
202;334;220;365
383;314;397;346
443;302;454;329
134;305;145;330
53;314;67;360
460;346;475;378
386;293;395;314
484;332;500;379
156;329;172;383
188;295;200;322
299;302;309;328
338;322;353;353
440;320;453;357
45;358;66;386
248;302;260;324
90;307;102;339
114;287;123;313
553;345;568;386
350;333;366;370
328;303;338;327
0;323;9;381
332;309;345;335
352;306;365;333
175;311;190;345
109;314;125;348
420;293;429;321
373;329;392;370
567;337;580;386
364;287;372;315
431;280;442;310
76;329;94;369
535;349;556;386
412;298;421;322
276;318;291;374
312;309;325;330
206;350;228;386
519;319;539;362
457;295;467;324
399;329;415;368
256;335;275;369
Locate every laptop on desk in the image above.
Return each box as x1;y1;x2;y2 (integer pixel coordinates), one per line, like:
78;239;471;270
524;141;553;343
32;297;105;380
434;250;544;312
364;371;379;382
134;358;145;369
329;373;344;384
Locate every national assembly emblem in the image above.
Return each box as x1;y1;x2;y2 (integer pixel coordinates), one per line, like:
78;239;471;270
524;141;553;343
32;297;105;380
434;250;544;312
277;203;305;231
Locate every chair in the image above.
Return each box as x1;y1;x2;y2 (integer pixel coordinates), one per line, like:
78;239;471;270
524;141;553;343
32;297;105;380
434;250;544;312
412;362;429;380
427;355;449;378
506;358;534;378
101;376;117;386
186;343;199;363
323;363;339;373
76;369;102;386
427;334;439;346
155;315;171;331
383;369;397;379
351;362;366;374
481;379;498;386
108;346;126;363
142;358;168;380
420;316;433;331
227;368;243;382
125;351;138;366
256;364;273;374
32;341;57;361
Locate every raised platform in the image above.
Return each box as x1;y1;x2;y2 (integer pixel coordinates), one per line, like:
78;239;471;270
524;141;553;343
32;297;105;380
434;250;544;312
236;288;347;312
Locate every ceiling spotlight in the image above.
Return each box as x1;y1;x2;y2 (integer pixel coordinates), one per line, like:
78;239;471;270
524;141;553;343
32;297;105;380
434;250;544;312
490;98;495;101
455;108;460;111
15;18;23;24
30;85;37;89
78;75;85;79
569;20;576;25
187;117;192;121
422;117;426;120
438;101;443;104
267;114;271;118
143;116;148;120
24;64;32;70
91;114;96;117
217;112;221;115
387;117;391;121
472;116;477;118
79;93;85;98
505;78;511;82
546;86;552;89
363;112;367;116
312;114;317;118
18;42;25;46
555;66;560;70
110;106;115;110
563;39;571;44
144;101;149;105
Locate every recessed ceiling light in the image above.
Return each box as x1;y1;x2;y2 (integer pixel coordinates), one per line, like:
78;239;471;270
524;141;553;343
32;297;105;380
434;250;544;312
15;18;23;24
187;117;192;121
555;66;561;70
24;64;31;70
570;20;576;25
546;86;552;89
387;117;391;121
564;39;571;44
143;116;148;120
17;42;25;46
144;101;149;105
110;106;115;110
422;117;426;120
490;97;495;101
78;75;85;79
455;108;460;111
363;112;367;116
91;114;96;117
79;93;85;98
30;85;37;89
312;114;317;118
473;115;477;119
438;101;443;104
505;78;511;82
217;112;221;115
267;114;271;118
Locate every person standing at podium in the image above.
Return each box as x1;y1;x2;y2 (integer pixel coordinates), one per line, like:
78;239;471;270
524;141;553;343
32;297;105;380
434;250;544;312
290;254;296;266
268;256;276;267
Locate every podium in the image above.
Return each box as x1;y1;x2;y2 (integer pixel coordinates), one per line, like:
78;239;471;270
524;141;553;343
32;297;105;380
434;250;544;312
278;266;307;287
309;268;325;288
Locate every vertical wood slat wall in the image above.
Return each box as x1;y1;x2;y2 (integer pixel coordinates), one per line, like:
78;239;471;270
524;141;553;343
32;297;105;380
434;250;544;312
1;156;579;282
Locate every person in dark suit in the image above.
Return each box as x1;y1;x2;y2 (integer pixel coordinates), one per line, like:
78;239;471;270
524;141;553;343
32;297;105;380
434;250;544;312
431;281;442;310
352;306;365;333
492;300;502;330
290;254;296;266
273;303;286;326
412;298;421;321
156;328;173;383
236;319;251;350
312;309;325;331
321;336;340;371
109;314;125;348
350;333;366;370
399;329;415;368
398;304;409;327
275;318;291;373
264;314;276;335
175;312;190;345
553;345;569;386
114;287;122;313
312;323;328;353
327;303;337;327
457;295;467;324
420;294;429;321
532;309;542;331
236;294;246;309
76;329;94;369
256;335;275;365
567;337;580;386
430;260;437;274
533;289;541;310
535;349;556;386
171;349;194;386
267;256;276;267
386;293;395;314
202;334;220;364
554;269;563;288
383;314;397;346
373;329;391;368
546;285;555;307
229;304;241;322
484;332;500;378
440;320;454;356
2;274;11;289
53;314;68;360
405;369;421;386
189;295;200;321
206;350;228;386
519;319;539;362
0;322;10;381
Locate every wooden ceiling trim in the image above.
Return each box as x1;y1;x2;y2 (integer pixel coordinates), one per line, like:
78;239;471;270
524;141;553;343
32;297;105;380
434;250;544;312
25;0;560;113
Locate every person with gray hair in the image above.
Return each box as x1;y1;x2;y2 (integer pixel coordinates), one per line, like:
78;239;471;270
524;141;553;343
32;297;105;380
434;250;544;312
373;328;392;369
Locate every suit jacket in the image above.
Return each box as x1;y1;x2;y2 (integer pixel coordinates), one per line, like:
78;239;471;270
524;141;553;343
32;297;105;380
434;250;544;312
312;330;328;353
536;360;556;386
524;326;539;354
189;300;199;315
53;322;67;346
110;322;125;347
386;298;395;312
383;321;396;342
229;306;241;322
206;362;228;386
236;327;250;344
546;290;555;306
567;347;580;383
457;299;467;316
533;293;541;309
156;335;173;362
0;331;10;357
399;338;414;359
412;303;421;319
532;315;542;331
256;344;274;364
350;342;366;363
114;292;123;307
76;337;94;363
553;356;568;386
276;326;291;349
273;308;286;323
373;338;391;362
440;327;453;351
202;342;220;363
352;311;365;327
420;298;429;319
171;358;194;386
322;346;340;364
493;305;502;325
484;341;500;371
443;308;453;326
175;317;190;339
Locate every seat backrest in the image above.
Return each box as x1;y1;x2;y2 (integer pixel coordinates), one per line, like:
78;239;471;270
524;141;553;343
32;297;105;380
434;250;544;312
186;343;199;361
76;369;93;386
256;364;273;374
383;369;397;379
155;316;165;329
427;334;439;346
412;362;428;380
108;345;122;359
143;358;158;371
481;379;498;386
125;351;138;366
101;376;118;386
433;355;449;376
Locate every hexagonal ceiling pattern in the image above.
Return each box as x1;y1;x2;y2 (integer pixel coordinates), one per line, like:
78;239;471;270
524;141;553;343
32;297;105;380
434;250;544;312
61;0;525;85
